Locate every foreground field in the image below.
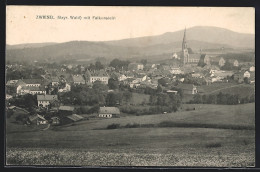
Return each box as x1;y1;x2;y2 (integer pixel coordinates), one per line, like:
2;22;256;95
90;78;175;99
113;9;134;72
6;103;255;167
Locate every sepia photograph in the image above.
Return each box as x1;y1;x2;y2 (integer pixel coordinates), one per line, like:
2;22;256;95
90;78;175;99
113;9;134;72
5;6;255;167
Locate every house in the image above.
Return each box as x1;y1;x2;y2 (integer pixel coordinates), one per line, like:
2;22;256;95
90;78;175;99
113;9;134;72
6;80;18;86
191;73;202;78
58;83;71;92
119;74;127;81
22;79;42;87
6;79;26;95
28;86;46;95
28;114;48;125
175;84;197;94
17;86;46;96
99;107;120;118
172;53;179;59
212;71;234;79
37;94;58;108
85;70;109;84
51;76;60;86
6;94;13;100
219;57;226;67
243;71;250;78
61;114;84;125
50;117;60;125
128;63;144;71
249;66;255;72
211;76;223;83
179;78;185;82
151;64;157;69
186;54;201;63
71;74;85;85
170;68;183;74
233;60;239;67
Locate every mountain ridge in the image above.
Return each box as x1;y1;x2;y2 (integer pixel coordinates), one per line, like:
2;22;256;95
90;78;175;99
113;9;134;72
6;26;254;62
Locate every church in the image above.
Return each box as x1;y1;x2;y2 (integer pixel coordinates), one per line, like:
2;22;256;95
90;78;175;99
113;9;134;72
180;28;202;65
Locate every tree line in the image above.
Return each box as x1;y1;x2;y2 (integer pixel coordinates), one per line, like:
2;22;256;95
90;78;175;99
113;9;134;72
189;92;255;105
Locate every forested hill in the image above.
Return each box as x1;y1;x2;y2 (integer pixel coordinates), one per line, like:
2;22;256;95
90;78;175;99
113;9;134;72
6;26;254;63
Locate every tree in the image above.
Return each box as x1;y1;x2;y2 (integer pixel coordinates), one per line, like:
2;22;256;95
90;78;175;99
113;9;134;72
106;92;120;106
193;94;202;104
198;58;206;67
95;61;104;70
244;77;250;84
188;48;194;54
108;78;119;89
207;94;217;104
122;91;132;104
93;80;109;93
109;59;130;71
221;60;233;70
249;94;255;103
156;85;163;93
23;94;37;111
149;95;157;105
140;59;147;66
158;78;167;87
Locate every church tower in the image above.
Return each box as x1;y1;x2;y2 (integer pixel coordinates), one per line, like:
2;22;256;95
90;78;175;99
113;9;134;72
181;27;189;65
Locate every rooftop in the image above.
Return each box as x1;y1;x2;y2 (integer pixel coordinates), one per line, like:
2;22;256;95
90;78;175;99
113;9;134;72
72;75;85;82
99;107;120;115
37;95;58;101
86;70;109;77
59;106;74;111
66;114;84;122
22;79;42;84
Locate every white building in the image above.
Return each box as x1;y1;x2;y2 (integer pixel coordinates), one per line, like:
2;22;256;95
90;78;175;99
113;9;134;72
243;71;251;78
249;66;255;72
58;83;71;92
37;95;58;108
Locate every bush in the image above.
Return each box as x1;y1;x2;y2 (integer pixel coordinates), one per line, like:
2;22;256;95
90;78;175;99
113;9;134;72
107;123;120;129
6;110;14;118
15;113;28;124
205;142;222;148
125;123;141;128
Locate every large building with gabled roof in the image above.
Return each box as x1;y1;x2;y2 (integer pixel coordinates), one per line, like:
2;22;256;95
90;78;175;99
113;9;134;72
37;94;58;107
180;28;204;65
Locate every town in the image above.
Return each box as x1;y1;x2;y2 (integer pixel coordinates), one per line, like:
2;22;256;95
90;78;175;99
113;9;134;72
6;28;255;127
5;27;255;167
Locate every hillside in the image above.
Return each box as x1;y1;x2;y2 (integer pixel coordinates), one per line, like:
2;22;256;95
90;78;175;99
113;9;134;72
6;42;57;50
6;26;254;63
105;26;254;49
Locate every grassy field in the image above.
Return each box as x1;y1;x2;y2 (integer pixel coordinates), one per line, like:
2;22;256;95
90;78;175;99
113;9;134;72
197;83;236;94
130;93;150;105
197;83;255;98
6;103;255;167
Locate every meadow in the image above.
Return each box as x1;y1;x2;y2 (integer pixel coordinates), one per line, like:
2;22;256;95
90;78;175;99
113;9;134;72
6;103;255;167
197;83;255;98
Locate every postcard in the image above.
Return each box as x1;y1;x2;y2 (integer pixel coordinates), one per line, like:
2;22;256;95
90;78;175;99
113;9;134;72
5;6;255;167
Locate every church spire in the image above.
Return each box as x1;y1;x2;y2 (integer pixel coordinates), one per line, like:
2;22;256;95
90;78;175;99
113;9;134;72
182;27;188;51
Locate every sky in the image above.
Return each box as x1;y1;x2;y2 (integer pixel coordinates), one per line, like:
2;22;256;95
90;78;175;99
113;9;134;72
6;6;255;45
